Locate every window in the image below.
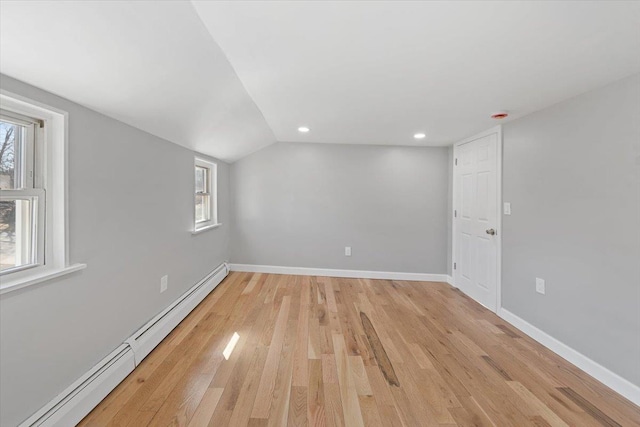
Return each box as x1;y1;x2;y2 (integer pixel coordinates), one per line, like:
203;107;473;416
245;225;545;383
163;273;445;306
194;158;218;232
0;110;44;275
0;92;85;294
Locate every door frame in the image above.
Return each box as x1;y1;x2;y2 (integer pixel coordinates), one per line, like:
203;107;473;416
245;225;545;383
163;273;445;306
451;125;503;313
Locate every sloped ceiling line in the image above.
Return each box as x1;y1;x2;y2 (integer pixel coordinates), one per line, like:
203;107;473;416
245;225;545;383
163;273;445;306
0;0;277;162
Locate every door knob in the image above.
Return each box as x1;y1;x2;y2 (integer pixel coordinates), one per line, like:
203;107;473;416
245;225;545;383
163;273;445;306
486;228;496;236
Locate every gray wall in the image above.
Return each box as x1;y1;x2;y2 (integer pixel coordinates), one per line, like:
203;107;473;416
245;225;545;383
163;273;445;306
502;73;640;386
230;142;449;274
0;75;231;426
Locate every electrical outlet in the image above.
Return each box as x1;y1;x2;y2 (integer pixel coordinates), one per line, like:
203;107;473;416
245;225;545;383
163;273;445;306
345;246;352;257
160;275;168;293
536;277;545;295
504;202;511;215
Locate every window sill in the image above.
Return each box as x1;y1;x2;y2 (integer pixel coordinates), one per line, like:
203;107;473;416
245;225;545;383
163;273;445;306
0;263;87;295
192;223;222;235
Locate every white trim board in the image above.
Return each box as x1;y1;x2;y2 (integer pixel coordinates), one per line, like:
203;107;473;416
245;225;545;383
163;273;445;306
498;308;640;407
19;262;229;427
229;264;448;282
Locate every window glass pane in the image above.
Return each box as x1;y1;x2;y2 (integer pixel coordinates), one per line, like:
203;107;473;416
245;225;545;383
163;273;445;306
0;121;25;190
195;166;207;193
0;199;34;272
195;194;211;223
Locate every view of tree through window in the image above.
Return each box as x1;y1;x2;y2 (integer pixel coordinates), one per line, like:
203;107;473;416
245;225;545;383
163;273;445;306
195;165;211;224
0;122;18;189
0;120;32;272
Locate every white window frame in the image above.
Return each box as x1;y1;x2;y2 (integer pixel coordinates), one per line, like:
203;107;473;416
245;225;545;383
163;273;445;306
0;91;86;295
192;157;219;234
0;110;45;275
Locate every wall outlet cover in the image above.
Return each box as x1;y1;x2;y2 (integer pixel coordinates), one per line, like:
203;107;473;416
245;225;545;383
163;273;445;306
536;277;545;295
345;246;352;257
160;275;168;293
504;202;511;215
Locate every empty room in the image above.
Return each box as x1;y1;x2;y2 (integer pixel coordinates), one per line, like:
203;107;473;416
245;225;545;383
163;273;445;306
0;1;639;426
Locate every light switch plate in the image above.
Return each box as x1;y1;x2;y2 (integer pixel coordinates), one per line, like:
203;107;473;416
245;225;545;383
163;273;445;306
504;202;511;215
536;278;545;295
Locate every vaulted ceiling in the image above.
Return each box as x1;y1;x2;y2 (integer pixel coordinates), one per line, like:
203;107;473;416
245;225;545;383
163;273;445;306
2;1;639;162
0;1;276;162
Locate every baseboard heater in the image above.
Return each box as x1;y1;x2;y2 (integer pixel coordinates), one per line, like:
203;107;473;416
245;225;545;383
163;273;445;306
19;262;229;427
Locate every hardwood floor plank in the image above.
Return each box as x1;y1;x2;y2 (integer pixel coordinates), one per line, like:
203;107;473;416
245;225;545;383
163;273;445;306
323;382;346;427
481;355;512;381
187;388;223;427
223;345;269;426
324;278;339;313
293;276;311;386
348;355;372;396
507;381;569;427
288;386;308;427
307;359;326;427
448;396;497;427
332;333;365;427
250;295;292;418
557;387;623;427
358;395;384;426
408;342;436;370
308;316;322;360
360;311;399;387
266;287;298;427
242;273;263;295
364;364;395;408
79;272;640;427
146;373;211;426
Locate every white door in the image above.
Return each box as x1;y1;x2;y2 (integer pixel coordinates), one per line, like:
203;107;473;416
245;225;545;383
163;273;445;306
454;131;499;311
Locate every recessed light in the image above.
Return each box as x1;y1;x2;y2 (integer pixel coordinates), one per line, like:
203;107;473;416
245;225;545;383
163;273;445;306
414;133;426;139
298;126;310;133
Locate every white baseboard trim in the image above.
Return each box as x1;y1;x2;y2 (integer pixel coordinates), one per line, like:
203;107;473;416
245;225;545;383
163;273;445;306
446;275;454;286
228;263;448;282
498;308;640;406
19;262;229;427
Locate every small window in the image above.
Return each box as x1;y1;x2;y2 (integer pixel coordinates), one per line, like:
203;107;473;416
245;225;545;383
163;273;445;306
0;110;45;275
194;158;217;231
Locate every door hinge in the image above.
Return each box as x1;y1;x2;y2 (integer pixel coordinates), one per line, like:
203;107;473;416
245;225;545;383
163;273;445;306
454;210;457;218
453;262;457;270
455;158;458;166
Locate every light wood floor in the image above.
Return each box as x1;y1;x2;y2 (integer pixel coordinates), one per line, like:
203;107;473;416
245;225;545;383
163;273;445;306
79;272;640;426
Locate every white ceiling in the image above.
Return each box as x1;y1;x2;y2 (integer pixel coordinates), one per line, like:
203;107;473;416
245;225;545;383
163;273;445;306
193;0;640;147
0;1;275;162
1;2;639;161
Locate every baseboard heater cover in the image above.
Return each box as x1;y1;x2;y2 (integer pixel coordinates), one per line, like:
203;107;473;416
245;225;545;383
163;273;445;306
125;262;229;365
19;262;229;427
19;345;135;427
